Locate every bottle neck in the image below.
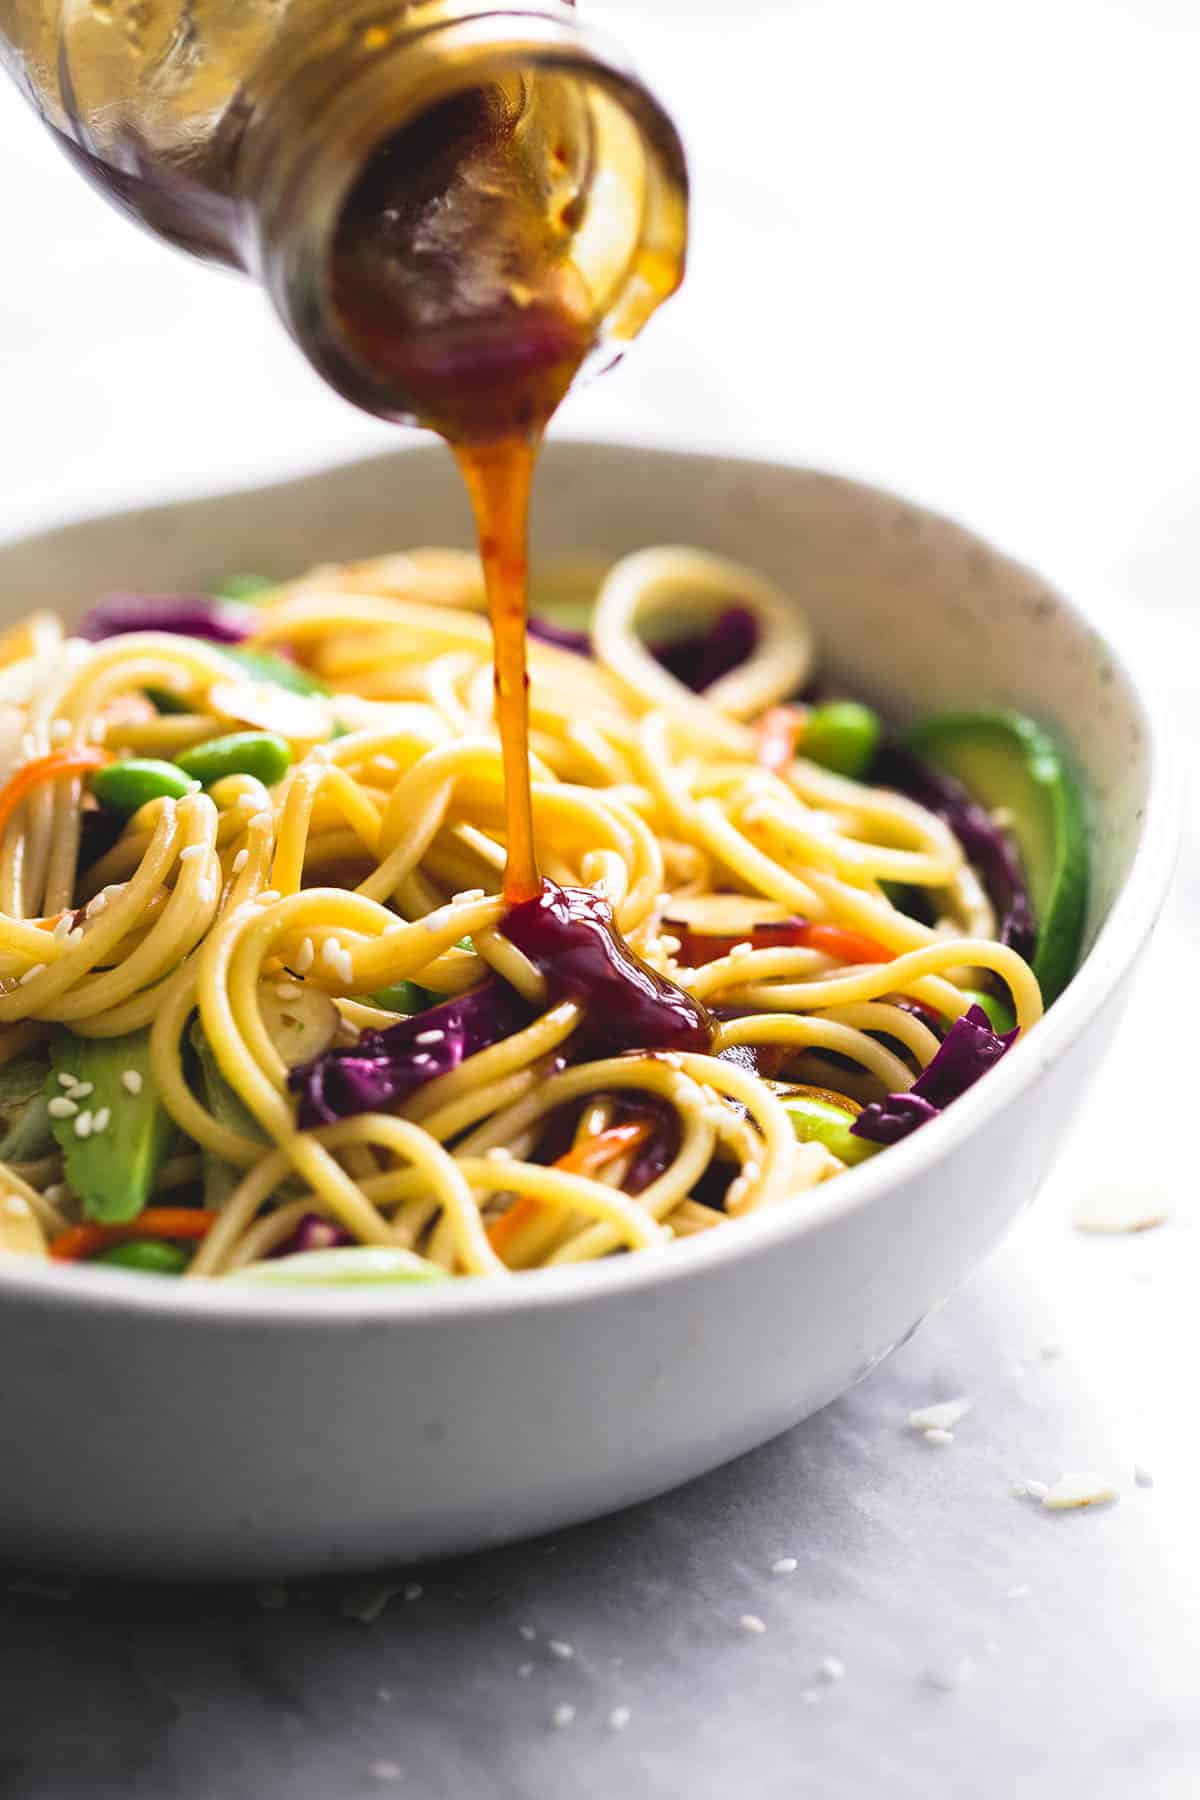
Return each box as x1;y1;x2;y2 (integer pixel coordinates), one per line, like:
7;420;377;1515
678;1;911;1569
236;4;688;431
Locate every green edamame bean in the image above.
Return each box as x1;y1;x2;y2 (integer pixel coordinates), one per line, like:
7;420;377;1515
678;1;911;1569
803;702;882;780
370;981;433;1015
96;1240;190;1274
957;987;1016;1035
779;1090;880;1167
91;758;196;817
177;731;292;789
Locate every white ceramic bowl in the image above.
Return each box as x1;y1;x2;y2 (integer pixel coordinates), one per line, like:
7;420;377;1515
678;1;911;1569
0;444;1177;1578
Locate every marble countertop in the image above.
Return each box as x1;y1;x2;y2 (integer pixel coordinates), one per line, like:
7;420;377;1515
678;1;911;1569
1;3;1197;1796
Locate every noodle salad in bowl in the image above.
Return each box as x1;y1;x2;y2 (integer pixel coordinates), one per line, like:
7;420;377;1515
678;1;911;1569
0;545;1086;1285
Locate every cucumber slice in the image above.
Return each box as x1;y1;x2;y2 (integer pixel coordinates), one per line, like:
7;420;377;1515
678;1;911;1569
906;709;1088;1004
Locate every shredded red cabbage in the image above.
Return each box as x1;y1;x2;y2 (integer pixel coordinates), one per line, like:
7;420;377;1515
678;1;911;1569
654;606;758;692
527;616;591;654
872;744;1036;961
77;593;254;645
289;981;535;1128
278;1213;353;1256
500;882;714;1057
851;1003;1018;1145
525;605;759;695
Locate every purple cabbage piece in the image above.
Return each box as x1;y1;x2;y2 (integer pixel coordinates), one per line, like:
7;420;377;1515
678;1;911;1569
278;1213;353;1257
525;604;760;696
527;615;591;655
653;606;759;693
289;981;535;1128
851;1003;1018;1146
500;882;713;1057
872;743;1036;961
77;593;253;645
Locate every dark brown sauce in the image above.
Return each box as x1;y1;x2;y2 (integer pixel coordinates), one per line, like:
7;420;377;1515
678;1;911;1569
332;88;593;901
331;96;706;1044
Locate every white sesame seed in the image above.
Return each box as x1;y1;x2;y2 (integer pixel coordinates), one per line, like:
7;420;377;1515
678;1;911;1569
486;1146;514;1164
250;811;273;832
414;1029;444;1044
121;1069;143;1096
608;1706;631;1732
179;843;205;862
452;888;486;904
187;780;202;794
275;982;302;1000
771;1557;797;1575
820;1655;846;1680
519;1624;537;1641
92;1107;111;1133
517;1664;533;1679
74;1111;93;1139
52;914;73;941
1134;1464;1154;1489
4;1194;30;1218
19;963;46;985
70;1081;93;1099
551;1704;575;1730
47;1097;78;1118
738;1614;767;1635
908;1397;972;1433
728;941;754;960
1042;1471;1120;1511
42;1184;68;1207
402;1582;423;1602
371;754;398;773
1025;1479;1049;1501
236;793;258;814
257;889;281;906
293;938;315;974
231;848;249;875
57;1072;77;1089
925;1428;955;1446
546;1639;574;1661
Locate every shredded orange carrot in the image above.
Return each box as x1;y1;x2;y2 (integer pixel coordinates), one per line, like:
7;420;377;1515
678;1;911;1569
486;1120;653;1258
755;705;805;774
49;1209;217;1263
798;923;895;965
0;747;111;845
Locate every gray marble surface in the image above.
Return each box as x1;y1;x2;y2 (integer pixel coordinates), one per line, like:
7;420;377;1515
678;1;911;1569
3;3;1200;1794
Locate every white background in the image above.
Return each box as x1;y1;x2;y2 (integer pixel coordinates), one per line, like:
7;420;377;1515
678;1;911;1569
1;3;1197;1795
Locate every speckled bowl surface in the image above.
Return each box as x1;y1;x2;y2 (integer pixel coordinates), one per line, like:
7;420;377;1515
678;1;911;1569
0;444;1178;1577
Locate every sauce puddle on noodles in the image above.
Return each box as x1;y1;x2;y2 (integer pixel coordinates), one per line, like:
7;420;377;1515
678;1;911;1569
332;85;707;1018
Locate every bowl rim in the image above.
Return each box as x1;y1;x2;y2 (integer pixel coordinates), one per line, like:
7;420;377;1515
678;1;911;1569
0;442;1181;1328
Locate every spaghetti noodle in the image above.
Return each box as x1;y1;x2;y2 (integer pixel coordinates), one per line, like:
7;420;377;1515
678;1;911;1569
0;545;1045;1281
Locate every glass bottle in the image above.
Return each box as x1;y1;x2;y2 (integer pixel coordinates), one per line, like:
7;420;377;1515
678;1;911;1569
0;1;688;431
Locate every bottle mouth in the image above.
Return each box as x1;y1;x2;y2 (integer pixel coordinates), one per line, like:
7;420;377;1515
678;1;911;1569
254;14;688;437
